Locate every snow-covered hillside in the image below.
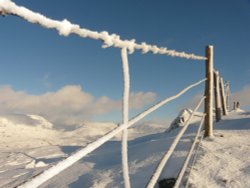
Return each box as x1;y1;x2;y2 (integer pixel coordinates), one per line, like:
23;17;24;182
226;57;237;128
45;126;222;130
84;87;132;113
0;110;249;187
0;113;172;187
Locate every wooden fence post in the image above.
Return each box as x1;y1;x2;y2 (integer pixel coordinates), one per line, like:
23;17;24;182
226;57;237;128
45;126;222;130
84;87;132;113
225;81;230;111
214;71;222;122
220;77;228;116
204;45;214;137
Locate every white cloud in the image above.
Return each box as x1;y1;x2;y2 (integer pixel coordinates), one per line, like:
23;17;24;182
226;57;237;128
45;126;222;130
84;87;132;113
129;92;156;109
0;85;157;126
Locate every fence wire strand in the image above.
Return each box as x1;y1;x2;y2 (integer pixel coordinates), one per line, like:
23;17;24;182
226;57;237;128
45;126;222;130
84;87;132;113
174;114;206;188
0;0;206;60
146;96;206;188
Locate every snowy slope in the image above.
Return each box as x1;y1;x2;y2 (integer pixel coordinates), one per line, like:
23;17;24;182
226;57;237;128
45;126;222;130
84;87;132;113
0;113;172;188
1;110;249;188
1;112;199;188
187;110;250;188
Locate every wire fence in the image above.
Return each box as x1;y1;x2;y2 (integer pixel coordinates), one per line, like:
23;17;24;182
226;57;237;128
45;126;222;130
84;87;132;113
0;1;224;188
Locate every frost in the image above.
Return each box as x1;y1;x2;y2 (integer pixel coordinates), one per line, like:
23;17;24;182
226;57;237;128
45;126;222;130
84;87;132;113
58;19;77;36
25;160;48;169
121;48;131;188
0;0;206;60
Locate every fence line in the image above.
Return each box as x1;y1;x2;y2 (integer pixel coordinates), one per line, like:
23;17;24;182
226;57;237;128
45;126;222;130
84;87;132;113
184;127;205;188
146;96;206;188
174;114;206;188
0;1;218;187
0;0;206;60
17;78;205;188
225;81;230;110
220;77;228;116
214;71;222;122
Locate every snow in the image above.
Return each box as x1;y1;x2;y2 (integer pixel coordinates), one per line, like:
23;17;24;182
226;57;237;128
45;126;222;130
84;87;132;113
146;96;205;188
0;114;118;149
0;113;172;188
0;107;249;187
0;0;206;60
27;114;53;129
187;110;250;188
13;79;205;187
173;114;205;188
25;160;47;169
168;108;203;131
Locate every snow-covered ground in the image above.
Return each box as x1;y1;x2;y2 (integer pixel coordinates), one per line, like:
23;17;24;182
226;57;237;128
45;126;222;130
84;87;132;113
187;109;250;188
0;113;170;187
0;109;249;187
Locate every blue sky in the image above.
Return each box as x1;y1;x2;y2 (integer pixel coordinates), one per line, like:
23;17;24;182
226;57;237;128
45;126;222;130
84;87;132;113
0;0;250;125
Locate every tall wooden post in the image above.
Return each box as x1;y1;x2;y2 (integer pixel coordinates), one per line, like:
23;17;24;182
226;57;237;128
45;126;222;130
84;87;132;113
214;71;222;122
220;77;228;116
204;45;214;137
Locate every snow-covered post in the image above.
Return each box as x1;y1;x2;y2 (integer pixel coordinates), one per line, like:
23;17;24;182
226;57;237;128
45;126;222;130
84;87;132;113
214;71;222;122
219;77;228;116
204;45;214;137
225;81;230;110
120;47;131;188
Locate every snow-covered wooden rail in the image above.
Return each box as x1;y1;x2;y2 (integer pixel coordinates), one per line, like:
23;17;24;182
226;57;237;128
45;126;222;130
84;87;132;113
0;0;230;187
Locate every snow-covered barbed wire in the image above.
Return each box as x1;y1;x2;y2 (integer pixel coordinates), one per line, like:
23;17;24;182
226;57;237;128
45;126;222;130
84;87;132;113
0;0;206;60
17;79;206;188
146;96;206;188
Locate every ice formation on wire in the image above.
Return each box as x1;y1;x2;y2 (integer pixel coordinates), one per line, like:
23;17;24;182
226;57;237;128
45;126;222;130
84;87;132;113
0;0;206;60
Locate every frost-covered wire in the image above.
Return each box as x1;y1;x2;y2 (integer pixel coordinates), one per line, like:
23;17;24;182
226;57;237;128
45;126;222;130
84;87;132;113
17;79;205;188
184;130;205;188
0;0;206;60
128;79;206;127
174;114;206;188
146;96;206;188
121;48;131;188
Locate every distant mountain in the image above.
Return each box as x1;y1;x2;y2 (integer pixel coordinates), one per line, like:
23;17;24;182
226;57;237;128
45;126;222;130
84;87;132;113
0;113;53;129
